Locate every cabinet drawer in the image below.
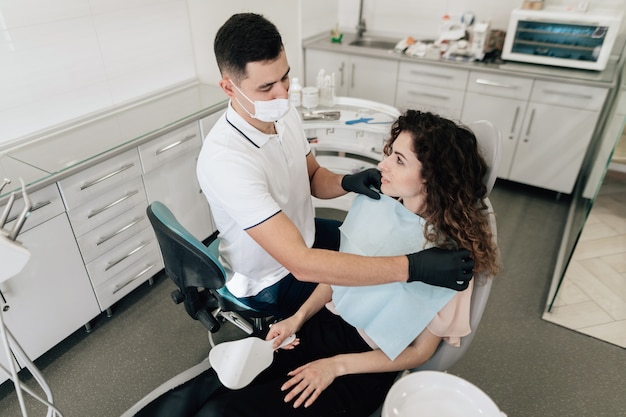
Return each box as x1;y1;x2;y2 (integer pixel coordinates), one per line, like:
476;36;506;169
398;62;468;90
531;81;608;111
93;249;162;311
59;149;142;210
66;176;147;238
138;123;202;173
396;81;465;119
76;203;150;264
85;227;158;288
1;184;65;233
467;71;533;101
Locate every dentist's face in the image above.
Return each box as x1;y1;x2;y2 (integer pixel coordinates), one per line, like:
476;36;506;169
378;131;427;215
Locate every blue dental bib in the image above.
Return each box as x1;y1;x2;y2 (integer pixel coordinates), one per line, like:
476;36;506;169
331;195;456;360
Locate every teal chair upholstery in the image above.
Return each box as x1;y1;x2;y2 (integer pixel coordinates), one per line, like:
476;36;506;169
146;201;267;337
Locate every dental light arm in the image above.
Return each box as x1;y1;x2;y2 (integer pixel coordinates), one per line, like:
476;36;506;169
0;179;32;284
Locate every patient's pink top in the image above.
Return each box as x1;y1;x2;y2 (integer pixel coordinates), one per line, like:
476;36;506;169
426;280;473;347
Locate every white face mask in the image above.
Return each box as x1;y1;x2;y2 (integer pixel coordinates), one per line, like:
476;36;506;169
231;81;290;122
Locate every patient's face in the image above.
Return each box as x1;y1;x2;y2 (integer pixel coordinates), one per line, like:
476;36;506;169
378;132;426;215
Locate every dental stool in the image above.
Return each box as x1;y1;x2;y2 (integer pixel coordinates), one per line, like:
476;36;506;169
146;201;269;345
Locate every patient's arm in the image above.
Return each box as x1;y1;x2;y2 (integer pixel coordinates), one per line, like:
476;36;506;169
266;284;333;349
282;329;442;408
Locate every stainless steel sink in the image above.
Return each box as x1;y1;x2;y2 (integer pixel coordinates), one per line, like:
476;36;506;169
349;38;397;50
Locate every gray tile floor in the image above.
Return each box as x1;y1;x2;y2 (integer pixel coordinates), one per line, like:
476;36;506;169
1;180;625;417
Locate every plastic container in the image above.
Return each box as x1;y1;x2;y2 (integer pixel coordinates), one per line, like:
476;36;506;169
302;87;319;109
289;77;302;107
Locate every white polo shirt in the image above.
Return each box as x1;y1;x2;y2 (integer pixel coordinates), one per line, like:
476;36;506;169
196;103;315;297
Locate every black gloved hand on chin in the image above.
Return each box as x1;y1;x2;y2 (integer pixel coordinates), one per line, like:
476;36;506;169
341;168;382;200
407;247;475;291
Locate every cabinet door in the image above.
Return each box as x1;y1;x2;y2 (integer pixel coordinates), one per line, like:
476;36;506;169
509;103;599;194
304;49;397;105
305;49;348;96
348;55;398;106
461;92;528;179
0;213;100;364
143;149;215;241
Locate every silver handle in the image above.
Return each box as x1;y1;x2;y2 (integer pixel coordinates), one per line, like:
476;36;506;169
351;63;355;89
96;216;144;246
408;91;450;100
113;264;156;294
5;201;51;224
104;242;148;271
80;163;135;190
410;70;453;79
542;89;593;100
475;78;518;89
510;106;520;137
524;109;536;140
154;133;197;156
87;190;139;219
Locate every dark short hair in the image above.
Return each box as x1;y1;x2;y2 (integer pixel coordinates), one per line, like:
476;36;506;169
214;13;284;82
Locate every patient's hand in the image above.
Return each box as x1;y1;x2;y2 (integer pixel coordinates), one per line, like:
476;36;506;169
281;358;339;408
266;317;301;350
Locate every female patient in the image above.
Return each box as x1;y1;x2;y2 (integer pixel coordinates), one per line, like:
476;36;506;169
142;110;500;417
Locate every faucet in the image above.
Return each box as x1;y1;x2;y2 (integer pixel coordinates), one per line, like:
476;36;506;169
356;0;366;38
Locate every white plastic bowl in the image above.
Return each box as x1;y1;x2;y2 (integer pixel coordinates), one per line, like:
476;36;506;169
382;371;506;417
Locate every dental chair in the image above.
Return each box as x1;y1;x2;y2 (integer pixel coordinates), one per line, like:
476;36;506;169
146;201;269;342
368;119;502;417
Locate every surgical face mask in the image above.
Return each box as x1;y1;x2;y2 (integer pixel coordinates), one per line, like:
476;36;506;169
231;81;289;122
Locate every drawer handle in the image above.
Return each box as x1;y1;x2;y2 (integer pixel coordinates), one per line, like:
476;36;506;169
154;133;197;156
104;241;148;271
87;190;139;219
80;163;135;190
542;90;593;100
113;263;156;294
96;216;144;246
5;200;51;224
410;70;452;79
524;109;536;140
475;79;518;89
408;91;450;100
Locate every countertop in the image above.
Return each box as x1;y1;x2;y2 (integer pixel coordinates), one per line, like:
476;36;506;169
304;32;621;88
0;83;228;202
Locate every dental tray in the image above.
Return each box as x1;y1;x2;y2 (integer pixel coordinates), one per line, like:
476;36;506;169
301;110;341;121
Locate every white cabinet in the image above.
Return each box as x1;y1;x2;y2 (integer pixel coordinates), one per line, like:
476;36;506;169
461;72;533;179
462;73;607;194
58;149;160;312
304;49;398;106
139;122;216;241
509;81;607;194
395;62;469;119
0;184;100;383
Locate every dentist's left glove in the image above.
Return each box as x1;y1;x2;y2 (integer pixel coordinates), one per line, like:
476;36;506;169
341;168;381;200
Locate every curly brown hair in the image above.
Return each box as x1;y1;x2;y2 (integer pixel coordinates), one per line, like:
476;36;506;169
384;110;500;276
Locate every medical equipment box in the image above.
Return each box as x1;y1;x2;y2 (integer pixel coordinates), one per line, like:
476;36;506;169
502;8;623;71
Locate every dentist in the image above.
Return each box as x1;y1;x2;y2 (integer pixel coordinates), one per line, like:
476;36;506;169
196;13;474;318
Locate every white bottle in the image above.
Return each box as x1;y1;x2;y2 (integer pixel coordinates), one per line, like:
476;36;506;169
289;77;302;107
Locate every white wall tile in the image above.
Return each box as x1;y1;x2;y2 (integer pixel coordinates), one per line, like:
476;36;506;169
0;0;196;146
0;0;91;28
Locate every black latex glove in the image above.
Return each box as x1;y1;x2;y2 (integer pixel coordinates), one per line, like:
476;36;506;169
407;247;475;291
341;168;382;200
